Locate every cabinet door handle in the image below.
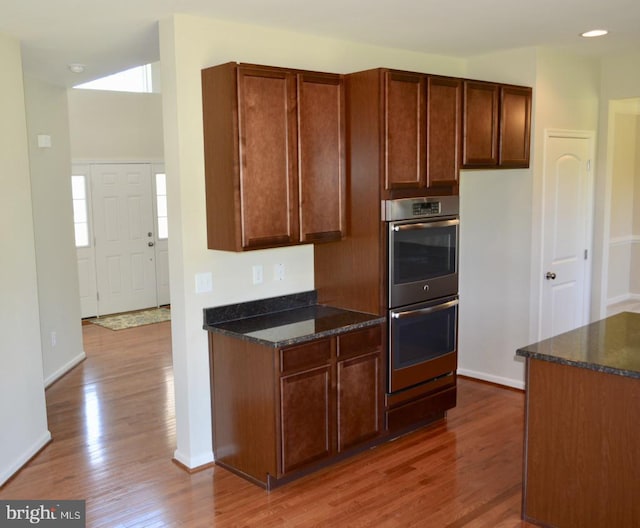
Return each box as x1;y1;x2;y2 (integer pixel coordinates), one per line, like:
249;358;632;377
391;299;458;319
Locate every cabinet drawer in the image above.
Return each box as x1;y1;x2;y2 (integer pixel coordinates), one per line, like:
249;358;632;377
338;325;382;359
280;339;332;374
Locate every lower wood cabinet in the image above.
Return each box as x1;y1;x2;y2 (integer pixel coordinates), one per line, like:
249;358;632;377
208;324;384;488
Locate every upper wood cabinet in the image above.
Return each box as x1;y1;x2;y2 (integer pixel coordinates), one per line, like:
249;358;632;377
384;71;427;192
202;62;346;251
462;80;532;169
426;76;462;189
499;85;532;167
351;68;461;199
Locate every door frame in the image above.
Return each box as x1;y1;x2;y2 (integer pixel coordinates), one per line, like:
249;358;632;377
534;128;596;341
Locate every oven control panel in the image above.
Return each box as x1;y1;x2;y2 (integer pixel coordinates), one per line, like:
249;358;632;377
382;196;459;221
412;201;440;216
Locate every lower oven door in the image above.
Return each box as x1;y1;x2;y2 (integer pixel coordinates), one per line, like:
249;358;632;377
388;295;458;393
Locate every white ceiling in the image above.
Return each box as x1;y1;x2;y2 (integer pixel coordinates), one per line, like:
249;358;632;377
2;0;640;87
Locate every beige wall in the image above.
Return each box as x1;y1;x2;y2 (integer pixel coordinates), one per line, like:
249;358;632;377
67;89;164;161
607;108;640;301
0;33;50;485
595;52;640;314
23;77;85;386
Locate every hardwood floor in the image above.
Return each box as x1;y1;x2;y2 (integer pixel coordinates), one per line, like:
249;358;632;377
0;322;534;527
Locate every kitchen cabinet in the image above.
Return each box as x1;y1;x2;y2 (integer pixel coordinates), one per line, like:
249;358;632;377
201;62;346;251
384;72;462;194
208;322;384;489
384;71;426;192
348;68;461;200
426;76;462;189
499;85;533;167
462;80;531;168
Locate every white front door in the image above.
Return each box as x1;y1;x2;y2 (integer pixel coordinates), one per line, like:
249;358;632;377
540;131;594;339
91;164;158;315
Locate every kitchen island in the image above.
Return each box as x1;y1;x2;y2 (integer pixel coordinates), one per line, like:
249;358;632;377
516;311;640;528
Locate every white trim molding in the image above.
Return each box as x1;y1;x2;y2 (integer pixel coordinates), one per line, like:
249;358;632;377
44;351;86;388
457;368;525;391
0;431;52;487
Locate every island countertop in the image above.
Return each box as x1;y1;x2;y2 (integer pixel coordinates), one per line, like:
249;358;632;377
203;290;385;348
516;311;640;379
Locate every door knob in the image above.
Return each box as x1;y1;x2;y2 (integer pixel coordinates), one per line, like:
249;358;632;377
545;272;556;280
148;241;155;247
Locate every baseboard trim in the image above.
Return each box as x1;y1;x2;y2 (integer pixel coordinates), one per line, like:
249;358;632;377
172;449;214;472
172;457;215;474
44;351;87;388
457;368;525;391
607;293;640;306
0;431;52;488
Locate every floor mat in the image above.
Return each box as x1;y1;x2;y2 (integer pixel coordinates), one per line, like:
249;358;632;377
88;307;171;330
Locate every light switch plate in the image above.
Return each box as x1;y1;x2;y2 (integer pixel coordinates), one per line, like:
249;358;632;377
252;265;263;285
195;272;213;294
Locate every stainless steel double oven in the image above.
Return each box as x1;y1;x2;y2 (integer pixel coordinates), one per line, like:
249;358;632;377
384;196;459;396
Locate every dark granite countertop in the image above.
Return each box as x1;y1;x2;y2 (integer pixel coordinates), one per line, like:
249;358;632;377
203;291;385;348
516;311;640;379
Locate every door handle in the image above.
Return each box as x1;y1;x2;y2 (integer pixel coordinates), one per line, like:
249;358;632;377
148;241;155;247
545;272;556;280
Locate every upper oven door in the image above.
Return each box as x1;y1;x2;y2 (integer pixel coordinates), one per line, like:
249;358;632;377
388;216;459;308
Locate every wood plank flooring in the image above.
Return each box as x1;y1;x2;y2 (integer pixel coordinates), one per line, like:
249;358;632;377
0;321;534;527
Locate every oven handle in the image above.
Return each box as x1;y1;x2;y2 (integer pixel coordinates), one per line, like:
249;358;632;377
392;218;459;231
391;298;458;319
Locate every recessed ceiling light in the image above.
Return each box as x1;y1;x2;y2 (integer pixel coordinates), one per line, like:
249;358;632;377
581;29;608;38
68;63;85;74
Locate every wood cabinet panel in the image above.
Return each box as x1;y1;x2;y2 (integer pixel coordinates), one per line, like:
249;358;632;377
524;359;640;527
280;338;332;374
338;325;382;359
280;365;333;474
427;76;461;189
384;71;426;192
238;66;299;248
499;85;532;167
337;352;382;451
298;73;346;243
462;81;500;167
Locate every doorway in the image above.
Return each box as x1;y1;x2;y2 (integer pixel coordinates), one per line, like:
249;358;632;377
73;162;169;318
539;130;594;339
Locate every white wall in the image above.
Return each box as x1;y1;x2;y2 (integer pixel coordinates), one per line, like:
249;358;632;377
67;89;164;161
0;33;50;486
159;13;467;468
23;77;85;387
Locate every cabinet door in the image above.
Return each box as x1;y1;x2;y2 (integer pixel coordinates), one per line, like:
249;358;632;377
426;76;461;191
462;81;499;167
499;85;532;167
384;71;427;192
298;73;346;243
237;66;299;249
336;325;383;452
337;352;382;452
280;365;333;474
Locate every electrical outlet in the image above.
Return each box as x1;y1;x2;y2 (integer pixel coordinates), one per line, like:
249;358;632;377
252;265;263;285
274;263;285;281
51;331;57;347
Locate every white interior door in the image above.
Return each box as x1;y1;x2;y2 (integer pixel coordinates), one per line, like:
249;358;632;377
540;132;593;339
91;164;158;315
